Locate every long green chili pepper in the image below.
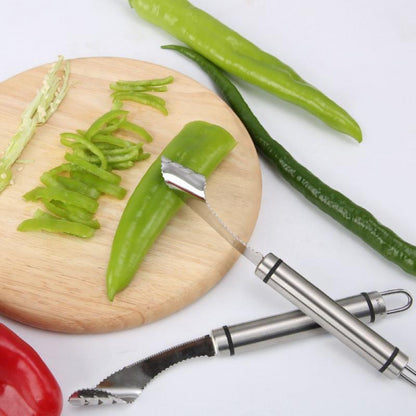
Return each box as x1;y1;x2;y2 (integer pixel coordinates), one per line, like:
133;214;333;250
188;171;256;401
164;45;416;276
129;0;361;142
106;120;236;300
18;210;95;238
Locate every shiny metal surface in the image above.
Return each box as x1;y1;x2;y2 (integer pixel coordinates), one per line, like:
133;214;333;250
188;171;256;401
212;291;387;356
69;336;216;406
161;157;263;265
255;253;412;379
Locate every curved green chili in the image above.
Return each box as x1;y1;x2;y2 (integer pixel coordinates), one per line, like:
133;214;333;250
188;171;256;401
129;0;362;141
106;120;236;300
164;45;416;276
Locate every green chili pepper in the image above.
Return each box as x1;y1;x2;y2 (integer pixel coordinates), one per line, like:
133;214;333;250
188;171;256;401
18;210;95;238
164;45;416;276
64;153;121;185
114;75;174;88
53;175;101;199
24;186;98;214
129;0;361;142
91;134;131;148
70;170;127;199
111;91;168;115
42;200;100;229
41;168;101;199
119;120;153;142
108;161;135;170
60;132;108;169
106;120;236;300
84;110;128;140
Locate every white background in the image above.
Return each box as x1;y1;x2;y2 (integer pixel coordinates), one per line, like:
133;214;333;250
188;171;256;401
1;1;416;415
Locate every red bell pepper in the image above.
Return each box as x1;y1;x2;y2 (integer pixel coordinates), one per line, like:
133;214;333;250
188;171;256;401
0;323;63;416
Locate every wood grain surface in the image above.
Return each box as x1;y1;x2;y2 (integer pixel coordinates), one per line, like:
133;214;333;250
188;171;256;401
0;57;261;333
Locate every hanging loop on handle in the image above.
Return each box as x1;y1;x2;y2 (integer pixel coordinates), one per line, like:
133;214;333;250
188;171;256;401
381;289;413;315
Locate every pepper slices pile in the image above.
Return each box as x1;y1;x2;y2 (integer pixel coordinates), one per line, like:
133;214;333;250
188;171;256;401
18;76;173;238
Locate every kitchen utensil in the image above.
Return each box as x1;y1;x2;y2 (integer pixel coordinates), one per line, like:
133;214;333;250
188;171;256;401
69;289;412;405
161;157;416;386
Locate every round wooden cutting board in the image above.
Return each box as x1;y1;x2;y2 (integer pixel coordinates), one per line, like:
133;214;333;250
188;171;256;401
0;57;261;333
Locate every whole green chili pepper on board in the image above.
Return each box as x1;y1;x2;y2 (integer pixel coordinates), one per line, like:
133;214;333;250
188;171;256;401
129;0;362;142
163;45;416;277
106;121;236;300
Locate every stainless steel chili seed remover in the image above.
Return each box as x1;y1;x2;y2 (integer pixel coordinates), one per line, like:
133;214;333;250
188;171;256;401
160;156;416;386
69;289;412;405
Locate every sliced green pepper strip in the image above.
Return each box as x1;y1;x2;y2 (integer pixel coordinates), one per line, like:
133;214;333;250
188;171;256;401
18;210;95;238
42;200;100;229
53;176;101;199
74;147;139;165
118;120;153;142
24;186;98;214
111;92;168;115
91;134;131;148
70;170;127;199
60;132;108;170
109;161;135;170
84;110;128;140
110;84;168;93
106;120;236;301
49;199;94;221
65;153;121;185
166;45;416;276
102;143;142;156
114;75;174;87
130;0;361;141
98;116;128;134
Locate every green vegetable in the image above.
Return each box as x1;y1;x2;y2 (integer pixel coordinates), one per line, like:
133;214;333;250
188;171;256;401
129;0;361;141
18;210;95;238
111;91;168;115
0;56;70;193
164;45;416;276
70;170;127;199
24;186;99;214
106;120;236;300
64;153;121;185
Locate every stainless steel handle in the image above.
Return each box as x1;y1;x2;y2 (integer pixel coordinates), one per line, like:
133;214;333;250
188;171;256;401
255;253;409;378
212;291;387;356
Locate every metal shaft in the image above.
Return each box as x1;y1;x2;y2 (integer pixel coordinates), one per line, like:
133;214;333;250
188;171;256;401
212;291;386;356
255;253;409;378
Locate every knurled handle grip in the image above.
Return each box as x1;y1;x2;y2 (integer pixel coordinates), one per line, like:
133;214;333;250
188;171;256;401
255;253;409;378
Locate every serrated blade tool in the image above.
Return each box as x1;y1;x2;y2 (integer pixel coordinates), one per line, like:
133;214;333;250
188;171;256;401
69;289;412;405
160;157;416;387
